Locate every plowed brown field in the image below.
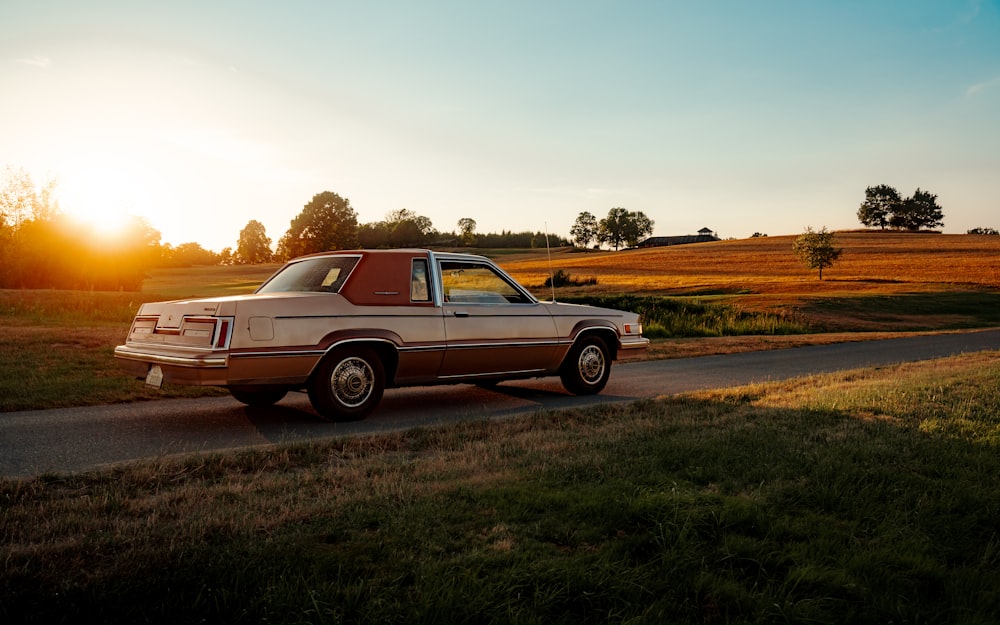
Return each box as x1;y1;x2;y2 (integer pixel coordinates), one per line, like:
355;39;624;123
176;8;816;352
502;231;1000;299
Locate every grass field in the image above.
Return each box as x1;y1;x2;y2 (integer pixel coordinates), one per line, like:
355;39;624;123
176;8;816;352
3;352;999;624
1;231;998;411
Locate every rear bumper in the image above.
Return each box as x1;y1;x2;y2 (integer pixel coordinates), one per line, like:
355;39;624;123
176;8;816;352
114;344;230;386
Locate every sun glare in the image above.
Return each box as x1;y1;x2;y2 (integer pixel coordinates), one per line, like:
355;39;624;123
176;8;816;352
59;165;151;240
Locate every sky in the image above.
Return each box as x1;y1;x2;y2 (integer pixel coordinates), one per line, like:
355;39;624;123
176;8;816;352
2;0;999;251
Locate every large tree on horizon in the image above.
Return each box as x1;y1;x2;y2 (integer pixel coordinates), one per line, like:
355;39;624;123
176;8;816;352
597;207;654;251
570;211;598;248
457;217;477;246
276;191;358;260
857;184;900;230
235;219;273;264
857;184;944;232
889;188;944;231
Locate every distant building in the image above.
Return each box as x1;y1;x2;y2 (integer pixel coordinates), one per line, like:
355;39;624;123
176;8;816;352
638;227;719;248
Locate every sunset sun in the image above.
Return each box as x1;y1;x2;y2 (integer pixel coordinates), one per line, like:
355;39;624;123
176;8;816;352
58;163;151;240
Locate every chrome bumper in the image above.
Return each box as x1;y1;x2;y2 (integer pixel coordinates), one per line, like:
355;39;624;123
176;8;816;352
114;345;228;368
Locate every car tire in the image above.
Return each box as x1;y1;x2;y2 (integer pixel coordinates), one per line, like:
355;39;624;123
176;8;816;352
308;347;385;421
229;387;288;407
560;335;611;395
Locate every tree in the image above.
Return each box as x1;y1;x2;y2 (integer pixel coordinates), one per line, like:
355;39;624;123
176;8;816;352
276;191;358;260
235;219;273;264
857;184;945;232
457;217;477;246
357;222;389;248
890;188;943;232
357;209;437;249
792;226;842;280
161;242;220;267
857;184;901;230
0;166;168;290
0;165;59;230
570;211;598;248
967;227;999;235
385;209;436;247
1;167;65;288
597;207;654;251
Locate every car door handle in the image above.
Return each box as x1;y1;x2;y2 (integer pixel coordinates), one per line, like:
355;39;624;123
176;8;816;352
452;311;469;317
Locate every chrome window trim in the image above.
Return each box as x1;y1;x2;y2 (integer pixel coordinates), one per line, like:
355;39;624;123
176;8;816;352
433;254;539;305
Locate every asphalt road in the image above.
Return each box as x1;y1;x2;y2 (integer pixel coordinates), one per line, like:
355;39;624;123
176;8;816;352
3;329;999;479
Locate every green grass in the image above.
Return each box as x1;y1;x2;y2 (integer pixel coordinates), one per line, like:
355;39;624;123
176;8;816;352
0;266;273;410
3;352;1000;624
0;289;151;325
0;325;226;410
803;291;1000;330
561;294;810;338
140;263;278;298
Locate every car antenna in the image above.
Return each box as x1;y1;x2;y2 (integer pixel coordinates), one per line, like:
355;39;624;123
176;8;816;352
544;222;556;303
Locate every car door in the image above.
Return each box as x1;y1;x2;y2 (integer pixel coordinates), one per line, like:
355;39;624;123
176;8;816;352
437;258;560;379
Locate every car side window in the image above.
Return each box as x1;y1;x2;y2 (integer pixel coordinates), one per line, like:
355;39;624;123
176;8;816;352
410;259;430;302
439;261;531;304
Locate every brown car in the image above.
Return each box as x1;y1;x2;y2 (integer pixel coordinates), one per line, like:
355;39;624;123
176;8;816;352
115;249;649;420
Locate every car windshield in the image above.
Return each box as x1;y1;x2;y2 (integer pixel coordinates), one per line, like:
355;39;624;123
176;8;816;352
256;256;360;294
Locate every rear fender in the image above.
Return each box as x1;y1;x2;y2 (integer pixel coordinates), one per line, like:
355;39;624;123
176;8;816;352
307;332;401;385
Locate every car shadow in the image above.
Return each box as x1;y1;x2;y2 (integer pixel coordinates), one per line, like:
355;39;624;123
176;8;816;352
240;382;642;444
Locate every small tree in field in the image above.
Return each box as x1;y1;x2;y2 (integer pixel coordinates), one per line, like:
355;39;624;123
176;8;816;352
457;217;477;246
793;226;842;280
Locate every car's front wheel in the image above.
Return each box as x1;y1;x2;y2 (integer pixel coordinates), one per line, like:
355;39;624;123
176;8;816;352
560;335;611;395
229;386;288;407
308;347;385;421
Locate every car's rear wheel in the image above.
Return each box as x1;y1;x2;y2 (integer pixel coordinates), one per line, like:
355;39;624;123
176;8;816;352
229;387;288;407
560;335;611;395
308;347;385;421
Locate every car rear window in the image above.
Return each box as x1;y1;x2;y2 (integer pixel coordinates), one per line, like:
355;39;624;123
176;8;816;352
256;256;361;294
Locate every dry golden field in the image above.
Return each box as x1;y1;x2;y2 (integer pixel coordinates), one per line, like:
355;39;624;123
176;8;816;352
503;231;1000;299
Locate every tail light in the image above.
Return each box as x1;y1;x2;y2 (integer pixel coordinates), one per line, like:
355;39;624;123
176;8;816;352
215;318;234;348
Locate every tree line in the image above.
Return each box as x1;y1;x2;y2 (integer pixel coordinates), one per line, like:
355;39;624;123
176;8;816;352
0;173;573;289
8;164;997;291
221;191;572;266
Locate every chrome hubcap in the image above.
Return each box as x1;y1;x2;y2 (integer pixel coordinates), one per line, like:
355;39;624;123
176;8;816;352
578;345;605;384
331;357;374;407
